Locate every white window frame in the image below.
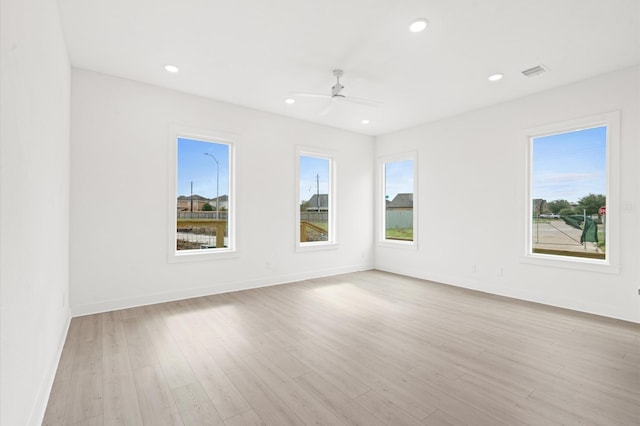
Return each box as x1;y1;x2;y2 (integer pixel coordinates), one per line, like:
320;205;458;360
295;147;337;251
377;151;418;249
521;111;620;273
168;124;237;262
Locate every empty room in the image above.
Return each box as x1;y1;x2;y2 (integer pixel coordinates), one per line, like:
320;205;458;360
2;0;639;425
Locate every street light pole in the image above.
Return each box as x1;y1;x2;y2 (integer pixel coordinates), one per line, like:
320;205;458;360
203;153;219;220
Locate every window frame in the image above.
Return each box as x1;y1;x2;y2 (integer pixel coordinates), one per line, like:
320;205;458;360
377;151;418;249
168;125;237;262
522;111;620;273
295;146;337;251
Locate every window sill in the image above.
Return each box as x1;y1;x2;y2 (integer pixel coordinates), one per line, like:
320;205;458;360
520;253;619;275
377;240;417;250
169;248;238;263
296;242;339;252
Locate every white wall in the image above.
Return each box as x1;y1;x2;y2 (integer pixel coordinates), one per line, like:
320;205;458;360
0;0;71;424
70;69;374;315
375;66;640;323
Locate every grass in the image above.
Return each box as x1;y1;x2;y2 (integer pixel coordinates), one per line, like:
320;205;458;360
532;218;552;223
308;222;328;231
597;230;606;252
386;228;413;240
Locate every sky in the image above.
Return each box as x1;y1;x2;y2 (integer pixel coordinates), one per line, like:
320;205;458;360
177;138;229;199
532;126;606;203
385;159;414;200
300;156;329;202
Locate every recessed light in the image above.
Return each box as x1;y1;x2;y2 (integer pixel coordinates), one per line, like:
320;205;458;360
164;64;179;73
409;18;429;33
285;98;295;104
488;73;504;82
361;119;370;124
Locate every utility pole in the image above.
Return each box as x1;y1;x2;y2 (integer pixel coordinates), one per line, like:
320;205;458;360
316;173;320;212
190;181;193;212
203;153;219;220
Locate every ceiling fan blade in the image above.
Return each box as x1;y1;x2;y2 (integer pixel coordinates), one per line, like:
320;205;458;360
344;96;381;108
319;98;335;116
292;92;331;99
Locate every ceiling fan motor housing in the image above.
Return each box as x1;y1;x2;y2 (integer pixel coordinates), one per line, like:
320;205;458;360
331;82;344;96
331;69;344;96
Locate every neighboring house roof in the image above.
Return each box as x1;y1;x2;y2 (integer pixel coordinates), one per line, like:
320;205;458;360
388;193;413;208
210;195;228;202
177;194;209;201
306;194;328;210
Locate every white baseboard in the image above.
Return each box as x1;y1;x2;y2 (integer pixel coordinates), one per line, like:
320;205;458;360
30;308;71;426
374;265;637;324
72;263;373;317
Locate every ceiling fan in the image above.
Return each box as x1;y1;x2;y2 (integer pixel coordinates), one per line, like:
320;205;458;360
294;69;380;115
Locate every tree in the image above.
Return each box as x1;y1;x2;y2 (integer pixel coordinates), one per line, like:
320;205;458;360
577;193;606;215
547;199;571;214
202;202;213;211
300;201;310;212
558;207;576;217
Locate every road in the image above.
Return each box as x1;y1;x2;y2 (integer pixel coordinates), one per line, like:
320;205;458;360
532;220;603;254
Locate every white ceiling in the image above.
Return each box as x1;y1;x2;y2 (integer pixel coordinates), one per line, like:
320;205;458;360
57;0;639;136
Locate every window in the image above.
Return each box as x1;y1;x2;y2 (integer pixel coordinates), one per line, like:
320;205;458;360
296;150;335;248
380;153;417;246
169;127;235;260
526;112;619;266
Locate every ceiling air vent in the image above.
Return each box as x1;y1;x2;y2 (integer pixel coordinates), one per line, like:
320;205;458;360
521;65;548;77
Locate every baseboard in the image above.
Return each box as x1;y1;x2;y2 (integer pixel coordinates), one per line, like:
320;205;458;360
374;265;638;324
29;308;71;426
72;263;373;317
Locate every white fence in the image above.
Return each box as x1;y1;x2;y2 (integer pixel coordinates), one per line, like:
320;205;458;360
386;210;413;229
178;211;228;220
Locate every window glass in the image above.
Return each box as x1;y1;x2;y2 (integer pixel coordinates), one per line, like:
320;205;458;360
531;126;607;260
384;159;414;242
299;155;331;244
176;137;231;252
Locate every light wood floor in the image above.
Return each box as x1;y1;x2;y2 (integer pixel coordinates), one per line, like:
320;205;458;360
43;270;640;425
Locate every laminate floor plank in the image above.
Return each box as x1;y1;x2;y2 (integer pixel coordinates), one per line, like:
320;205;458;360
293;371;387;426
69;414;104;426
102;311;144;426
131;364;184;426
65;371;103;425
171;335;251;420
43;316;85;425
294;335;436;420
44;270;640;426
121;317;159;371
223;409;264;426
141;305;199;390
353;390;426;426
223;365;303;426
289;343;371;399
171;382;225;426
239;351;347;425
